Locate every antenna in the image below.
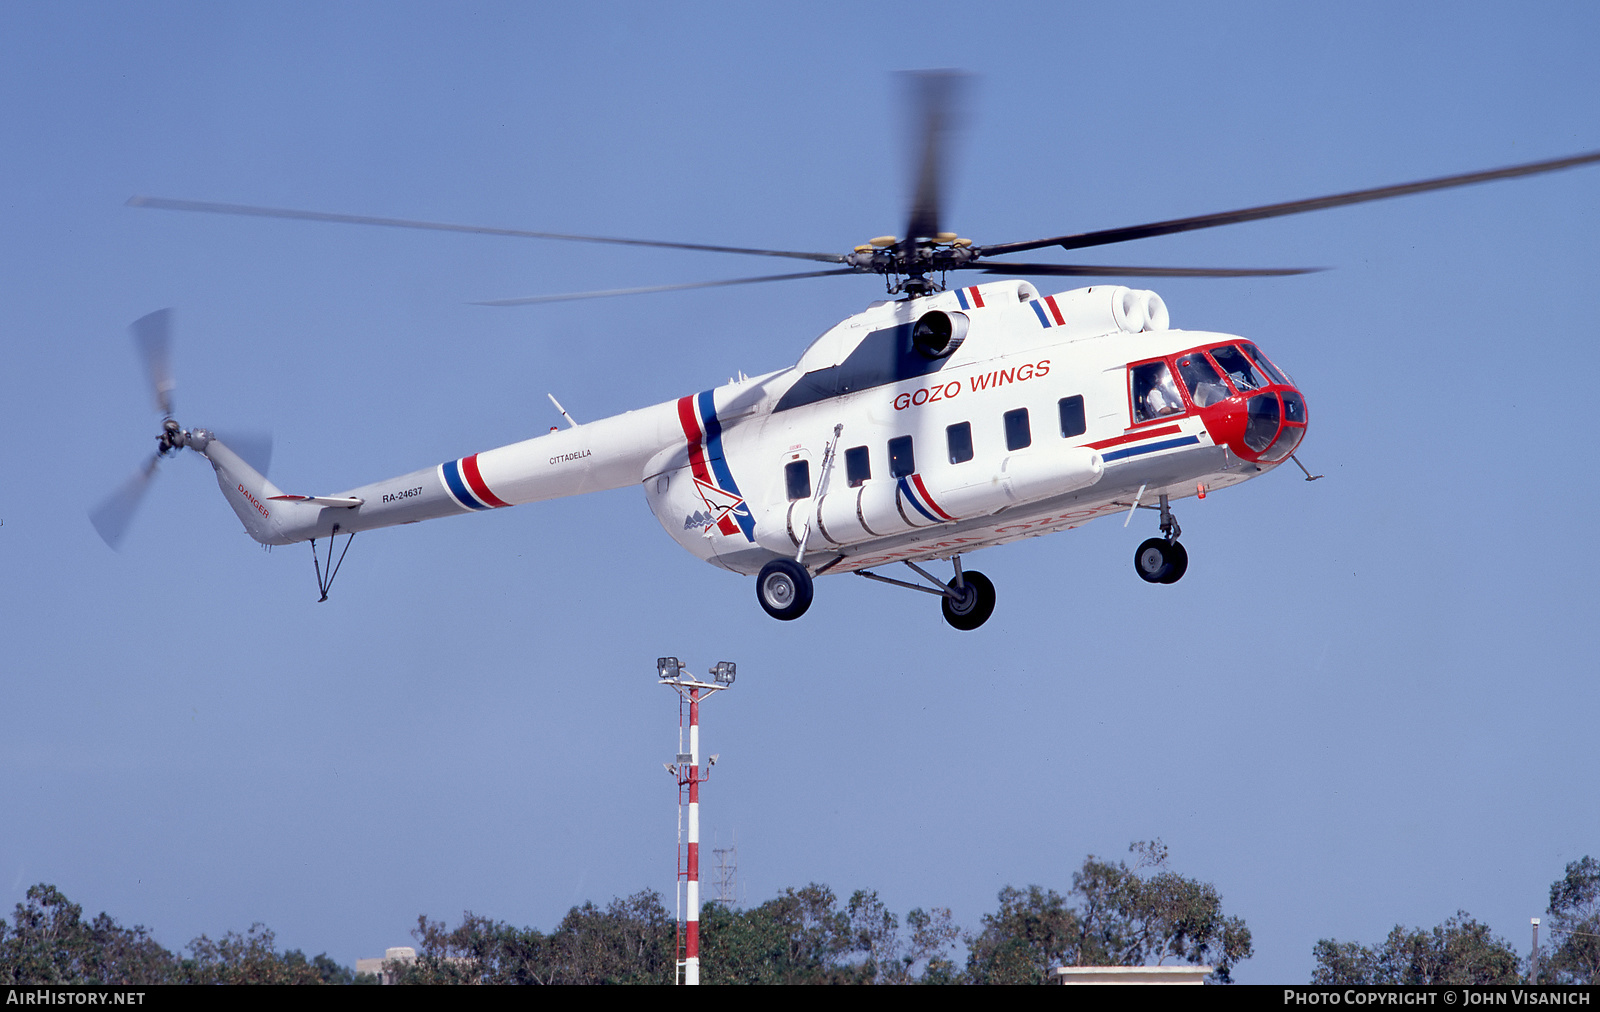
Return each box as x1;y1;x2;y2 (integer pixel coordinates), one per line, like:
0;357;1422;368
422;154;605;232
657;657;737;986
711;832;739;905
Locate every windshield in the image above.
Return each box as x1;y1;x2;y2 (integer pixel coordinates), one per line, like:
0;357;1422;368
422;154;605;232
1211;344;1270;392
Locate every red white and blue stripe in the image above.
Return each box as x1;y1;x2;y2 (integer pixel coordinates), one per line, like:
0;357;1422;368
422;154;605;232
677;390;755;541
952;286;986;311
439;453;511;511
1030;294;1067;329
897;474;956;524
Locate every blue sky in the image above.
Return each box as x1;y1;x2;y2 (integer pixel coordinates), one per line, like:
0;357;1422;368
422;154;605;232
3;1;1597;982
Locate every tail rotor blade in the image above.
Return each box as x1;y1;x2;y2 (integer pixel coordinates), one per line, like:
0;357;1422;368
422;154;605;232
90;455;161;549
131;308;176;417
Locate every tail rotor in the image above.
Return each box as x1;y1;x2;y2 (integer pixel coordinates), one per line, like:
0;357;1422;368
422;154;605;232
90;310;272;549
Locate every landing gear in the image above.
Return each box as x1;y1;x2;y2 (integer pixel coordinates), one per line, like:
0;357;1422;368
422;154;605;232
1131;493;1189;585
853;555;997;630
941;570;996;630
756;558;813;621
1134;538;1187;584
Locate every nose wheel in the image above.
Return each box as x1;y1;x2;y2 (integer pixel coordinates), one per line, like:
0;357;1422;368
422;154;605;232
1134;538;1188;584
1132;493;1189;585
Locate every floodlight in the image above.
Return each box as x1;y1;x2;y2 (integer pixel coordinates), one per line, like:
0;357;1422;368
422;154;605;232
657;657;680;680
711;660;736;685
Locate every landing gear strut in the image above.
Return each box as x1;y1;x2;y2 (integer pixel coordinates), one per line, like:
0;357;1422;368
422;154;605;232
855;555;997;630
1133;493;1189;585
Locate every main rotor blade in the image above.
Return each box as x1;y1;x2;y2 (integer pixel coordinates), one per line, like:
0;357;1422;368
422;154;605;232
474;268;859;306
130;308;175;416
90;455;161;549
128;196;846;264
964;262;1324;278
903;70;967;242
977;148;1600;258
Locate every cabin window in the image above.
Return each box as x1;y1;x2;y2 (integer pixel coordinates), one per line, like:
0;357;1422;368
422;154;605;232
1176;353;1229;407
1059;395;1086;438
888;435;915;478
1131;361;1183;423
845;445;871;487
785;460;811;501
946;422;973;464
1004;408;1031;450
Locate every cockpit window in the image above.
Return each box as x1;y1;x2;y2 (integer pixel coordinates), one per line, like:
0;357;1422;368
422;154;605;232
1131;361;1184;423
1211;344;1270;392
1176;353;1229;407
1239;342;1292;387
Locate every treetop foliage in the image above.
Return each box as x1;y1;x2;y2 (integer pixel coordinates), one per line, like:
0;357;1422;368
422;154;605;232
1543;855;1600;984
1311;854;1600;986
963;839;1252;984
0;883;356;985
1311;912;1523;985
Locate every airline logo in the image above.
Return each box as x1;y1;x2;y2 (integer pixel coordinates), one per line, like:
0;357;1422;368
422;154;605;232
677;391;754;541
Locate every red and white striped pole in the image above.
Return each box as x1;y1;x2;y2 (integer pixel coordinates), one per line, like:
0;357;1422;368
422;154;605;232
658;657;735;987
685;685;701;985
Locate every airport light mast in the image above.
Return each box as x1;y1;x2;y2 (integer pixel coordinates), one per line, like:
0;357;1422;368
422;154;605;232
657;656;736;986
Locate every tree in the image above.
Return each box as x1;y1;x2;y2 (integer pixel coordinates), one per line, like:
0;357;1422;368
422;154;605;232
0;884;355;985
180;924;334;984
1312;912;1523;985
0;884;176;984
699;883;852;984
1543;855;1600;984
394;890;674;984
964;841;1253;984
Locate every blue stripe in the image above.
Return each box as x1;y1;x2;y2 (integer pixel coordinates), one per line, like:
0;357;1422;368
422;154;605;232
441;459;489;510
1030;301;1051;327
697;389;755;540
954;288;969;310
897;477;941;523
1101;435;1201;462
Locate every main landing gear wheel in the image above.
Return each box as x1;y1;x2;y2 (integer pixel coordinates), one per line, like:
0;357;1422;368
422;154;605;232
1134;538;1188;585
941;570;996;630
756;558;814;621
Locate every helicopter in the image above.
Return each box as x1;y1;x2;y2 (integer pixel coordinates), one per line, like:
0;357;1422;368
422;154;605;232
95;74;1600;629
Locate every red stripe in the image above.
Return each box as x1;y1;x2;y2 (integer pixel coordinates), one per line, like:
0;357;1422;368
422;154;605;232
685;919;699;955
1086;423;1182;450
461;454;511;508
1045;294;1065;326
969;286;985;308
910;474;956;521
686;841;698;879
677;396;712;485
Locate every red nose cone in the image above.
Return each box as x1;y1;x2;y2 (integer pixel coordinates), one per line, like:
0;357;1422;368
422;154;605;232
1198;388;1308;463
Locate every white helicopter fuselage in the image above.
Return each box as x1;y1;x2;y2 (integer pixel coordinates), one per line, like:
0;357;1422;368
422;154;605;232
200;280;1307;605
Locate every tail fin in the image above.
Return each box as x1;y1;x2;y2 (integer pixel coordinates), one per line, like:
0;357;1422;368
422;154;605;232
191;429;315;545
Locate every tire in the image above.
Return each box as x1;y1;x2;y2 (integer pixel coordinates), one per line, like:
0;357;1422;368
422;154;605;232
1134;538;1173;584
1158;540;1188;584
941;570;996;630
756;558;814;621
